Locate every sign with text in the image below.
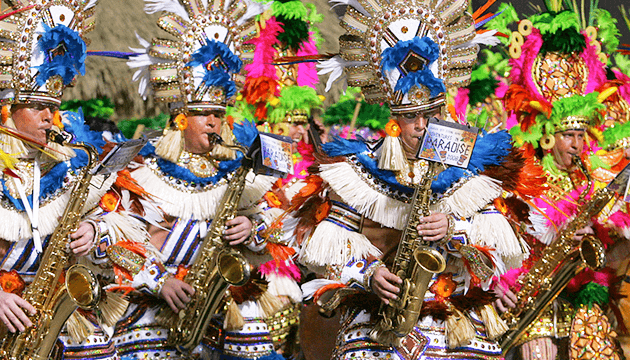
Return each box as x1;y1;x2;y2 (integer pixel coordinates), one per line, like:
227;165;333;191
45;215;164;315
248;132;294;178
606;161;630;201
416;118;479;168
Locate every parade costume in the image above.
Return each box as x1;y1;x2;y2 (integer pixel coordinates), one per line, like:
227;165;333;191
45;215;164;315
292;0;535;359
323;87;389;141
0;1;141;359
232;3;327;354
113;1;285;359
500;8;629;359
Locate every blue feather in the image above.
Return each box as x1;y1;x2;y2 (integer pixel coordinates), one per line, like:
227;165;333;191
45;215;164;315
381;37;440;71
36;24;86;86
431;130;512;192
186;39;242;98
322;137;413;194
475;10;505;29
233;119;259;148
155;156;243;186
394;70;445;97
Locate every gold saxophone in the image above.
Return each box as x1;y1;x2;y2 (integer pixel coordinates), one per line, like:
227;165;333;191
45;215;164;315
166;134;253;353
0;130;103;360
500;187;612;354
370;161;446;345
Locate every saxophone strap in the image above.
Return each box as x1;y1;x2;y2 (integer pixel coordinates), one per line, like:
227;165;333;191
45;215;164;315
13;159;42;253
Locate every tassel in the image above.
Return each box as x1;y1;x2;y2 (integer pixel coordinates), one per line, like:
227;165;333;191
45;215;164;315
445;306;476;348
97;291;129;327
478;304;508;340
378;135;407;171
155;128;183;163
378;119;406;171
224;296;245;331
257;290;284;318
0;116;27;156
66;311;95;343
209;119;236;160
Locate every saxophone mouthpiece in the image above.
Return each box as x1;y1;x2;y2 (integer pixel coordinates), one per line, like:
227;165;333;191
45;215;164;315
208;133;223;146
46;129;68;145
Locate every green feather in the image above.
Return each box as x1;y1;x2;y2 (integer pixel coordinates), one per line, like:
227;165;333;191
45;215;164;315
305;3;323;24
276;16;310;51
549;92;604;125
602;120;630;150
227;101;256;124
542;152;563;178
529;11;581;35
484;3;519;46
117;113;169;140
594;9;620;54
613;53;630;75
467;77;499;106
540;27;587;54
589;153;611;170
272;0;308;21
568;282;610;308
267;86;322;124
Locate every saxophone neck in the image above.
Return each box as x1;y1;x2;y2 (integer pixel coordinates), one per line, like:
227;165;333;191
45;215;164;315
46;129;99;169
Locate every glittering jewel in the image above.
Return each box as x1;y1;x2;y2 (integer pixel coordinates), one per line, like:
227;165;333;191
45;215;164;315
178;151;218;178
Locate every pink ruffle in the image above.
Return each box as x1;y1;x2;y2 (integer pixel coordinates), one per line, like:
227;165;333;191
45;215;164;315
454;87;469;121
566;267;617;293
492;267;528;292
509;29;550;107
613;69;630;101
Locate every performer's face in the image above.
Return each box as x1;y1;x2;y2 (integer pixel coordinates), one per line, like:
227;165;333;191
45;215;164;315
11;103;56;144
183;111;223;154
552;129;585;170
397;108;441;157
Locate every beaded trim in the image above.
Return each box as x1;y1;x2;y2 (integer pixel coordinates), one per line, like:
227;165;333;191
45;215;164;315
324;201;363;232
146;157;229;193
345;154;413;203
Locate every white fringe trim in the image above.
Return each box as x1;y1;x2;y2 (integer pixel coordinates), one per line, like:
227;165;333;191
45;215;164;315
437;175;503;219
0;173;115;242
100;211;149;244
468;212;529;262
301;279;340;301
298;220;381;267
319;161;411;230
265;273;303;303
132;165;274;221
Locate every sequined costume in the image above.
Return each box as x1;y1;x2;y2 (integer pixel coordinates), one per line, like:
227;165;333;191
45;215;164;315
294;0;533;358
500;8;629;359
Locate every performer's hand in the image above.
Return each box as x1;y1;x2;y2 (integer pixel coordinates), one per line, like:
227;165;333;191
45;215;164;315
416;213;449;241
493;283;518;313
224;216;252;245
159;277;195;313
573;225;594;242
521;337;557;360
0;290;36;332
69;221;96;257
371;267;402;305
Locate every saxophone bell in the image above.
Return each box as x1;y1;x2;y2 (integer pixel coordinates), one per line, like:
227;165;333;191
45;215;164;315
65;264;101;310
578;235;606;271
217;248;251;286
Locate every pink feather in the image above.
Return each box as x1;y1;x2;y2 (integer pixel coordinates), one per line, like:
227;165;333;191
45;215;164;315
492;267;528;292
259;259;302;281
244;17;284;80
297;34;319;88
580;33;607;94
454;87;470;121
566;267;617;292
612;69;630;102
609;210;630;229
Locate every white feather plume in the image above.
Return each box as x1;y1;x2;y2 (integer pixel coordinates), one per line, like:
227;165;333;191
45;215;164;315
469;30;502;47
240;0;272;24
127;33;166;100
85;0;98;10
317;55;366;92
328;0;371;17
144;0;190;22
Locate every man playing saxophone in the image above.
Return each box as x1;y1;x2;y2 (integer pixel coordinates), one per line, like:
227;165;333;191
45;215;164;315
496;10;628;358
293;1;534;359
107;1;292;359
0;1;142;359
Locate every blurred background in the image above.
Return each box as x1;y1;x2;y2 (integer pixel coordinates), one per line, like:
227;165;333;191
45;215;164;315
63;0;630;121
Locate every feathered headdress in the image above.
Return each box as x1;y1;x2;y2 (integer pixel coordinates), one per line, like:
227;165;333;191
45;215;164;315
318;0;498;115
127;0;263;114
0;0;98;106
